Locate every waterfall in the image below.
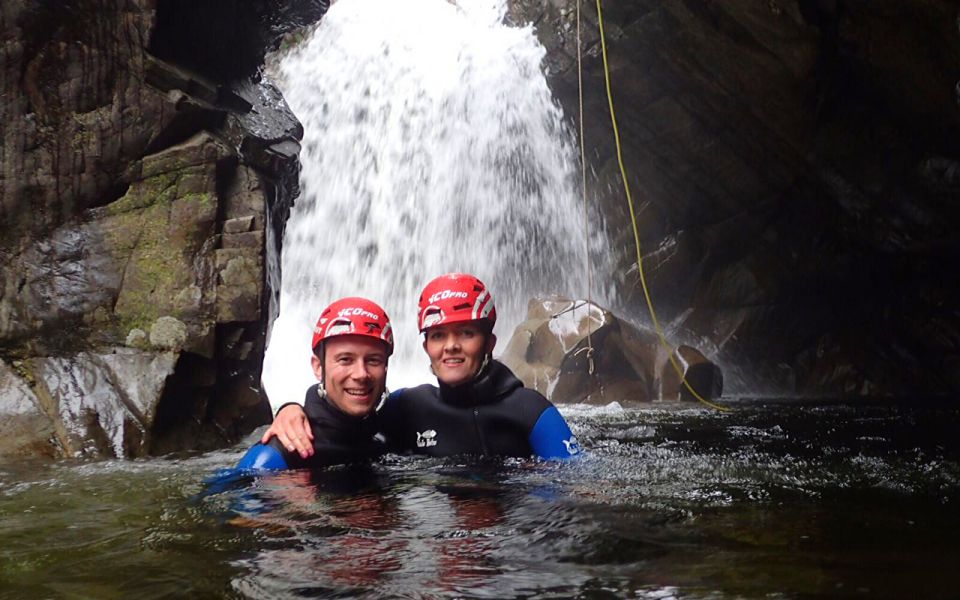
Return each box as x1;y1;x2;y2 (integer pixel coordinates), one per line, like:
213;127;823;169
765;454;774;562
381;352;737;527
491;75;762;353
261;0;610;410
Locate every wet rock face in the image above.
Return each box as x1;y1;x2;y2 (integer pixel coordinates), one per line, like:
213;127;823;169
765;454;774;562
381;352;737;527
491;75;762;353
0;1;325;457
25;350;179;458
510;0;960;398
1;0;166;248
0;361;56;458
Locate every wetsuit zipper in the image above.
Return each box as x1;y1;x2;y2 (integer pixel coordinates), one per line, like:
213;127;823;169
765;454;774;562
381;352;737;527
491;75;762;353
472;406;489;455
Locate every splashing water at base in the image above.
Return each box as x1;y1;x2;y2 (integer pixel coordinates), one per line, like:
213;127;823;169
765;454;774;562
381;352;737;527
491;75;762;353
260;0;611;408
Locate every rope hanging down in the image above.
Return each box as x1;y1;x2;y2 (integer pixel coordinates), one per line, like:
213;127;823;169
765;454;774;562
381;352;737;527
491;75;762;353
575;0;596;378
588;0;730;412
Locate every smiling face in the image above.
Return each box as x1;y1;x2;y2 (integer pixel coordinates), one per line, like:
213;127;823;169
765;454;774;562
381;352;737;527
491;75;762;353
422;321;496;387
312;335;389;417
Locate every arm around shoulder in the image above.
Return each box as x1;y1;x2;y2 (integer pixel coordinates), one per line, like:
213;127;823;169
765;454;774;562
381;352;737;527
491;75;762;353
260;402;314;458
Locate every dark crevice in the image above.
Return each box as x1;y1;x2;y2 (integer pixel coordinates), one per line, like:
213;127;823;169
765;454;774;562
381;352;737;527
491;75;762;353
85;180;130;211
143;107;228;157
148;0;330;84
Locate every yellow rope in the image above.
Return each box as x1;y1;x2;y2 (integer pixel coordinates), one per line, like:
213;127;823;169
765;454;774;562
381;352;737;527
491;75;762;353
593;0;730;411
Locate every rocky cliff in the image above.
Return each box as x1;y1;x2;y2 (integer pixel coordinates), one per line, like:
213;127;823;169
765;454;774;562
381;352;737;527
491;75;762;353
0;0;327;458
509;0;960;398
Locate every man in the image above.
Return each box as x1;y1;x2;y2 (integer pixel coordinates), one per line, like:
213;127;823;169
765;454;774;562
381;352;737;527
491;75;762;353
236;297;393;470
262;274;581;461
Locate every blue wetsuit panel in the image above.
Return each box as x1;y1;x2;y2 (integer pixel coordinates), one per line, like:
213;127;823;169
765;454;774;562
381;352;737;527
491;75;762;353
236;443;288;470
529;406;581;459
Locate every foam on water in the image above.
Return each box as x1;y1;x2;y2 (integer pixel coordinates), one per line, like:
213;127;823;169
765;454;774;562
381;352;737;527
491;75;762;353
261;0;611;408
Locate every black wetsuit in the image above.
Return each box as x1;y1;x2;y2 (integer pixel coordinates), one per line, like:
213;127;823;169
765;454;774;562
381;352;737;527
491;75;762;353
236;362;581;470
378;360;580;459
237;384;385;470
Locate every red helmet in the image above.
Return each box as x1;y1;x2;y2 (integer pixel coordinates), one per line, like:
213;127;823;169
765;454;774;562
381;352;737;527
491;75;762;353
417;273;497;332
312;297;394;355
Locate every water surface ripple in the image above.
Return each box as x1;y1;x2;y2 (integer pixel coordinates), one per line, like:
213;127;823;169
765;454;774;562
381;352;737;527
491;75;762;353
1;401;957;598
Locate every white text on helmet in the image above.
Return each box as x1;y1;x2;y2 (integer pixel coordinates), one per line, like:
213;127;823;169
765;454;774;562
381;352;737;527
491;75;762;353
337;307;380;320
428;290;469;303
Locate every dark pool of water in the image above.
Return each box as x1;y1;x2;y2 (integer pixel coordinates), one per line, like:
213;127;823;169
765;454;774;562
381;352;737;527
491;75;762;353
1;400;958;599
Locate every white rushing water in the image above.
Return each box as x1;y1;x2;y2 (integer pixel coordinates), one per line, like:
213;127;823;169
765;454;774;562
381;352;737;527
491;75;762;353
261;0;611;410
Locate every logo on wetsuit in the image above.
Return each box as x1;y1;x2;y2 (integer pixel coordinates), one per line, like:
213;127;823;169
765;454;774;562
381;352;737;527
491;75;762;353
562;436;581;455
416;429;437;447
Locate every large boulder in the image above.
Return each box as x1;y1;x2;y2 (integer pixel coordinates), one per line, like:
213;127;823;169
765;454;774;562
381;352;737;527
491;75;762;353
501;297;723;404
0;0;325;458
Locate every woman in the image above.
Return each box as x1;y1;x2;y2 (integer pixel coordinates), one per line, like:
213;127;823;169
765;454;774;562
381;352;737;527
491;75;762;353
262;274;581;460
378;272;580;458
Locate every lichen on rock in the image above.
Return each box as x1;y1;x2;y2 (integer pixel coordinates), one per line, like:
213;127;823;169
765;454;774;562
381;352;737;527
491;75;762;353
149;317;189;350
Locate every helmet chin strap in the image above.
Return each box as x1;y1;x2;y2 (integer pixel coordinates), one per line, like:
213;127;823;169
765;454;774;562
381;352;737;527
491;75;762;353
317;343;328;400
473;330;494;380
375;388;390;412
475;352;491;379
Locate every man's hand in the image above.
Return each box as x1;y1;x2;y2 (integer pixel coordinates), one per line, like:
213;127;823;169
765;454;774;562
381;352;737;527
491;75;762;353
261;404;314;458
